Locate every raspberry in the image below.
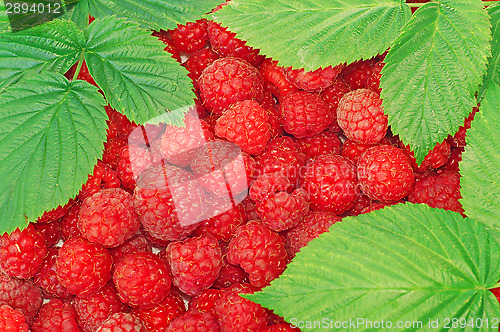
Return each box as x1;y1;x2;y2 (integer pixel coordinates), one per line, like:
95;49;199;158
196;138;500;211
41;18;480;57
242;196;259;221
366;59;384;94
256;188;309;232
166;234;222;295
199;57;264;115
116;144;161;190
212;243;249;289
401;140;451;173
65;60;97;86
96;313;147;332
0;305;28;332
128;122;166;148
113;252;171;308
166;310;219;332
185;48;219;90
0;223;47;279
31;298;79;332
321;78;351;115
296;130;342;159
361;201;396;214
131;293;186;332
284;64;345;92
78;188;140;248
105;107;138;141
408;171;464;215
102;137;127;170
109;234;152;267
151;30;181;62
448;108;478;147
133;163;205;241
0;273;43;326
341;58;378;89
262;323;301;332
346;192;374;216
207;21;265;66
285;211;341;257
279;90;333;138
265;105;284;138
341;138;390;165
227;221;287;288
260;59;298;96
193;203;247;242
34;220;61;247
36;200;74;223
300;155;358;214
442;147;463;172
61;202;83;241
214;283;268;332
74;283;125;332
337;88;388;144
56;236;113;296
215;100;271;155
250;172;293;202
33;248;73;300
79;161;120;201
169;19;208;53
357;145;415;201
189;288;221;314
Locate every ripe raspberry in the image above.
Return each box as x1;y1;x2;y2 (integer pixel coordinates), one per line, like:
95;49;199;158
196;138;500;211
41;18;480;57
31;298;79;332
280;90;333;138
207;21;265;66
366;60;384;94
0;273;43;326
214;283;268;332
113;252;171;308
131;293;186;332
61;202;82;241
128;122;166;147
185;48;219;90
193;203;247;242
300;155;358;214
151;30;181;62
341;138;390;165
401;140;451;173
357;145;415;201
346;192;374;216
262;323;301;332
34;220;61;247
265;105;284;138
361;202;395;214
341;58;378;89
321;78;351;114
296;130;342;159
337;88;388;144
105;107;138;141
0;305;28;332
78;188;140;248
109;234;152;267
227;221;287;288
56;236;112;296
102;137;127;170
79;161;120;201
36;200;74;223
215;100;271;155
116;144;161;190
285;211;341;257
169;19;208;53
33;248;73;300
199;57;264;115
250;172;292;202
284;64;345;92
133;163;205;241
65;60;97;86
189;288;221;315
260;59;298;97
166;234;222;295
96;313;146;332
166;310;219;332
442;147;463;172
448;108;478;147
212;243;249;289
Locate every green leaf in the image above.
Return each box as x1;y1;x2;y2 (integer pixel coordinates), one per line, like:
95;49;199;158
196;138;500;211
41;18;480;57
245;203;500;332
0;19;84;93
0;2;11;33
381;0;491;163
61;0;90;29
0;72;106;234
460;83;500;238
84;16;194;125
208;0;411;71
479;2;500;101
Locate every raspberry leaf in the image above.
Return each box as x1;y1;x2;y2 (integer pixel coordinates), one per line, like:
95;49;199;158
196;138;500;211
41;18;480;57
0;72;107;234
479;2;500;101
0;2;10;32
208;0;411;71
460;83;500;239
381;0;491;163
84;16;194;125
0;19;84;93
245;203;500;330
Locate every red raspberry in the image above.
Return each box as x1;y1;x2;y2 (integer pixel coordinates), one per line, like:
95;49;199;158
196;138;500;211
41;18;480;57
116;144;161;190
250;172;292;202
214;283;268;332
36;200;74;223
199;57;264;115
128;122;166;147
212;244;248;289
442;147;463;172
321;78;351;114
133;163;205;241
78;188;140;248
166;234;222;295
207;21;265;66
0;273;42;326
346;192;374;216
357;145;415;201
169;19;208;53
280;90;333;138
284;64;345;92
105;107;138;141
73;283;125;332
296;130;342;159
61;202;82;241
109;234;152;267
265;105;284;138
131;293;186;332
185;48;219;90
448;108;478;147
260;59;298;97
166;310;219;332
401;140;451;173
193;203;247;242
341;58;378;89
151;30;181;62
113;252;171;308
96;313;147;332
0;223;47;279
285;211;341;257
227;221;287;288
408;171;464;215
79;161;120;201
361;201;396;214
56;236;112;296
189;288;221;314
31;299;79;332
341;138;390;165
337;88;388;144
300;155;358;214
262;323;301;332
366;60;384;94
215;100;271;155
34;220;61;247
102;137;127;170
65;60;97;86
0;305;28;332
33;248;73;300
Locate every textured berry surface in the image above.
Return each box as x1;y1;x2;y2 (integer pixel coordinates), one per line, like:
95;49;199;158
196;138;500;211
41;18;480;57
33;248;73;300
260;59;298;96
61;202;83;241
401;140;451;173
0;273;42;326
296;130;342;159
284;64;344;92
189;288;222;314
34;220;61;248
337;88;388;144
36;200;74;223
131;293;186;332
357;145;415;201
250;172;292;202
0;305;29;332
448;108;477;147
31;298;80;332
151;30;181;62
341;138;389;165
321;78;351;114
169;19;208;53
194;203;247;242
185;48;220;89
116;144;160;190
340;57;378;89
96;313;147;332
109;234;152;267
166;310;219;332
79;161;120;201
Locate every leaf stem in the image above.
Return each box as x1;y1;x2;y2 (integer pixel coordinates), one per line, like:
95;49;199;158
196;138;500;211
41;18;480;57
72;51;85;81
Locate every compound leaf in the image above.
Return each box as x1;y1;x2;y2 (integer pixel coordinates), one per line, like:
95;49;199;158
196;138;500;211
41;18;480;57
479;2;500;101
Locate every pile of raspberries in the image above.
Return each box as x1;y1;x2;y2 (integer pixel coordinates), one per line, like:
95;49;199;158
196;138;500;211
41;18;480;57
0;16;472;332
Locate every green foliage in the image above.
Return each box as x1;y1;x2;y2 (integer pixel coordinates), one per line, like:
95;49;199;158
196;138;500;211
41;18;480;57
0;72;106;233
245;203;500;332
479;2;500;101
